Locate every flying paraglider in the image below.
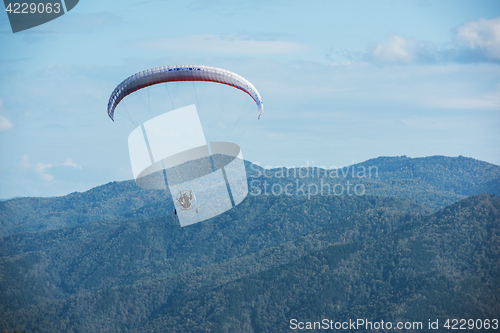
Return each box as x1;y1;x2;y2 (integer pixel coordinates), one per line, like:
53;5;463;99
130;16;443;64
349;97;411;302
107;65;264;121
106;65;260;227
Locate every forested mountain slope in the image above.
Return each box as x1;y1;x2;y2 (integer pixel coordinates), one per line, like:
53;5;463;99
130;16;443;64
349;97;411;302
0;194;498;332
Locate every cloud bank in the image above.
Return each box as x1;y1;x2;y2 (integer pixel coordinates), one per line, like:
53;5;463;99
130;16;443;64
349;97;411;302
0;116;12;131
456;17;500;61
366;17;500;65
20;155;82;182
0;99;13;132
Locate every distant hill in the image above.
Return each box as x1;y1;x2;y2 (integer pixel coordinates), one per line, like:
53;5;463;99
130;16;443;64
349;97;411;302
0;180;173;237
0;192;498;332
0;155;499;237
360;155;500;198
249;155;500;211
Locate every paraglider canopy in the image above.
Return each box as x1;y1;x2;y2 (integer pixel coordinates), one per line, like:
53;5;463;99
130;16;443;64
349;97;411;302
107;65;264;121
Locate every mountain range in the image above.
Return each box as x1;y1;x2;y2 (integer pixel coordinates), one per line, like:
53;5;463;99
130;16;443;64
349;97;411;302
0;155;499;332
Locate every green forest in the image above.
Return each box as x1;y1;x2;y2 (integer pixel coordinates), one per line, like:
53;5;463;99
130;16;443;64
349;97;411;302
0;156;499;332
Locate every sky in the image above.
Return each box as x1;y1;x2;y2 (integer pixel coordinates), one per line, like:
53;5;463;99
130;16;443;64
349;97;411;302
0;0;499;199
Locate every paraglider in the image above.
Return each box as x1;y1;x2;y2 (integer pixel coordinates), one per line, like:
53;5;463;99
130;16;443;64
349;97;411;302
107;65;264;121
107;65;264;227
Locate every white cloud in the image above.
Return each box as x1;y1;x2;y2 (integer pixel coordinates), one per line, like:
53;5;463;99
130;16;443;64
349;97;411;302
34;162;55;181
372;36;415;64
62;158;82;170
364;17;500;65
456;17;500;61
135;34;307;55
0;115;12;131
0;98;13;131
20;154;31;170
19;155;82;181
368;35;440;65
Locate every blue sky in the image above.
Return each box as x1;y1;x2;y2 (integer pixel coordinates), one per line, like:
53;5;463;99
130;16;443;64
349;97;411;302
0;0;499;198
